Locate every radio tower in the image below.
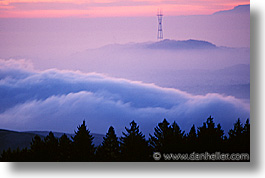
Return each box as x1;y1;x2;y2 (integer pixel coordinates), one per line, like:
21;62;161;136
157;9;163;40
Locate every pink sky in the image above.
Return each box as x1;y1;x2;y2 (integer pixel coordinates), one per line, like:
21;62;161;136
0;0;249;18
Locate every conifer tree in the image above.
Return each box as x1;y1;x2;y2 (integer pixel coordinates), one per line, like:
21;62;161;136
96;126;120;161
229;119;243;138
243;119;250;153
228;118;250;153
149;119;171;153
197;116;224;152
187;125;197;141
58;134;72;161
149;119;185;153
19;147;29;162
0;148;13;162
72;120;95;161
43;132;59;161
171;121;185;152
30;135;45;161
120;120;151;161
186;124;198;153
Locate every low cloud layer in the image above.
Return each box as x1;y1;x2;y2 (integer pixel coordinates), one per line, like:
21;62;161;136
0;59;249;135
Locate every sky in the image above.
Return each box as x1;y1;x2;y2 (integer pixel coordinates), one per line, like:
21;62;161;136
0;3;250;61
0;0;249;18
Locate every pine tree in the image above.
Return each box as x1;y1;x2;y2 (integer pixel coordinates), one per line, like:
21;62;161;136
96;126;120;161
197;116;224;153
58;134;72;161
243;119;250;153
186;124;198;153
120;120;151;161
30;135;45;161
12;147;21;161
43;132;59;161
149;119;185;153
228;118;250;153
229;119;243;138
72;120;95;161
187;125;197;141
19;147;30;161
171;121;185;152
0;148;13;161
149;119;171;153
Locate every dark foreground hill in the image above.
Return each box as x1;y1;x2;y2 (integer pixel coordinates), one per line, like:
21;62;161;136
0;129;104;154
0;129;44;154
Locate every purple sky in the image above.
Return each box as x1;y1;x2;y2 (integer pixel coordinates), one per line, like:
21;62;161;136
0;4;250;62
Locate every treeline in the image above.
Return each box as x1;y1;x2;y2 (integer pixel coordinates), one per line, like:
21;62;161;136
0;116;250;162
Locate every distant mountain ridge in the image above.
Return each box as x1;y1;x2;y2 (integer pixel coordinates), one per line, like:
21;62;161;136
0;129;104;154
90;39;218;52
145;39;217;50
213;4;250;15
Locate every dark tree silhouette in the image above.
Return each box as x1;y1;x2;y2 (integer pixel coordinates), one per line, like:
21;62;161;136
0;117;250;162
72;120;95;161
1;148;13;162
58;134;72;161
18;147;29;161
149;119;185;153
197;116;225;153
171;121;185;152
5;147;30;162
228;118;250;153
43;132;59;161
120;120;151;161
186;124;198;153
30;135;45;161
149;119;171;152
96;126;120;161
243;119;250;153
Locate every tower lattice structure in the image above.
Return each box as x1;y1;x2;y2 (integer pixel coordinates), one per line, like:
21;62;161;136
157;10;163;40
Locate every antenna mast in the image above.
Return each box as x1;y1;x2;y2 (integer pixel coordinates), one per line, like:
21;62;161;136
157;9;163;40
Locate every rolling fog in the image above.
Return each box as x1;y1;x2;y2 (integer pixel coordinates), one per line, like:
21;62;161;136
28;40;249;101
